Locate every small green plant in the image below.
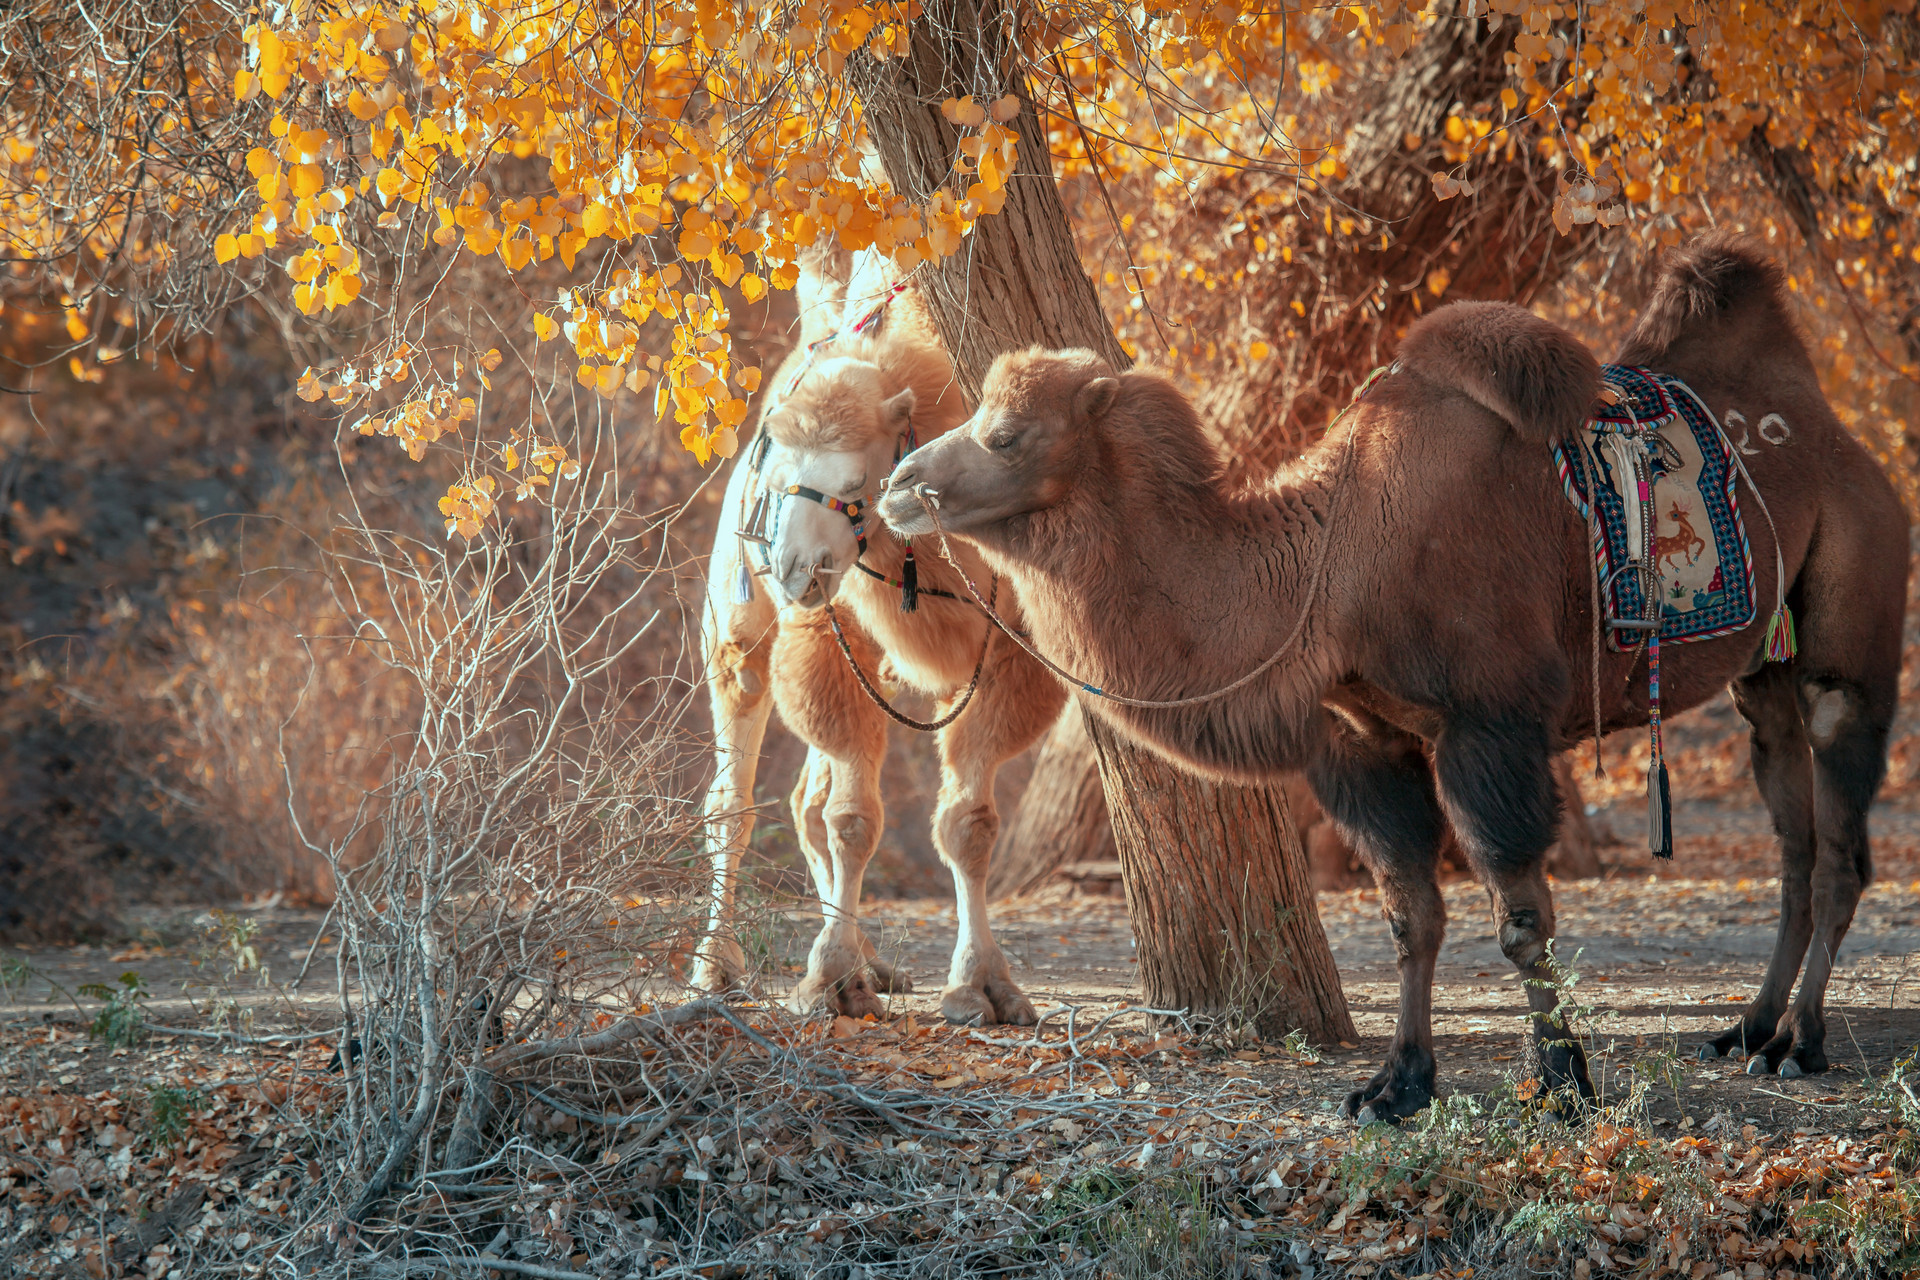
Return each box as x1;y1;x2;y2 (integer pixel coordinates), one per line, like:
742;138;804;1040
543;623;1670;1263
196;909;268;986
145;1084;205;1148
1280;1028;1322;1064
0;954;33;1003
1038;1169;1252;1279
78;970;150;1047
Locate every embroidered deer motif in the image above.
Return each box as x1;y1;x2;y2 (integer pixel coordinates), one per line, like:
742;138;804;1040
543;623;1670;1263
1653;499;1707;572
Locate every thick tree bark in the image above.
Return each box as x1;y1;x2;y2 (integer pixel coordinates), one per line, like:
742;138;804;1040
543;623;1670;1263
856;0;1352;1042
1085;714;1356;1041
987;708;1113;899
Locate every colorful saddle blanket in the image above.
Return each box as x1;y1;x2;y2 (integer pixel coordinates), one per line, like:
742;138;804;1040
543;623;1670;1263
1553;365;1756;652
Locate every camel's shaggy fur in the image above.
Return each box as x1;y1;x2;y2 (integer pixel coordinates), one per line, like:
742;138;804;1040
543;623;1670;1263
695;257;1064;1024
880;233;1908;1118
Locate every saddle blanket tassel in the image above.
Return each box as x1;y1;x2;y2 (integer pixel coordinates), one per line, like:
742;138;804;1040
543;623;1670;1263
732;556;756;605
1647;629;1673;859
1764;601;1797;662
899;540;919;613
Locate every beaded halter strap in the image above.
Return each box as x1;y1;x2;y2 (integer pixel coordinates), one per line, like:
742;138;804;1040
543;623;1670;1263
728;281;993;733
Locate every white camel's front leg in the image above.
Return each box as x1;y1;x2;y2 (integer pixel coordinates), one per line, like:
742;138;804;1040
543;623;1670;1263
927;630;1067;1025
932;760;1037;1026
786;747;895;1019
788;749;914;1003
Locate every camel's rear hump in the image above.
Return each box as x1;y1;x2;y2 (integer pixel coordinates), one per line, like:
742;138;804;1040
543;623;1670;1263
1397;300;1600;443
1615;232;1799;370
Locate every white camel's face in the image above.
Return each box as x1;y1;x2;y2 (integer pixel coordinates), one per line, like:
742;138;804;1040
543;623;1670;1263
756;437;892;609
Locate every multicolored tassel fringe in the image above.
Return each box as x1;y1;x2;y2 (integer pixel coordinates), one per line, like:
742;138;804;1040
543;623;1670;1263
1764;603;1797;662
732;557;756;604
899;542;919;613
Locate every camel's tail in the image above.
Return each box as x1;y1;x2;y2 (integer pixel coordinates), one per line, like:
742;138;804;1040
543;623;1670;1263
1396;299;1601;443
1615;232;1798;367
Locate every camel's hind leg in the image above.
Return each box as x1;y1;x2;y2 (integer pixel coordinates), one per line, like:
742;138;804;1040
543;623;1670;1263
1746;652;1898;1075
691;605;777;994
1702;662;1816;1061
930;631;1066;1026
1308;716;1448;1124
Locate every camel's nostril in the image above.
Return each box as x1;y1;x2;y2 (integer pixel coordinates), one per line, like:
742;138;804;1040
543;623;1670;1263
889;467;915;493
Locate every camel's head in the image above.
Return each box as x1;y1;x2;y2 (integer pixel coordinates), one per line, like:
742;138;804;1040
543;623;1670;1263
878;347;1114;539
753;356;916;609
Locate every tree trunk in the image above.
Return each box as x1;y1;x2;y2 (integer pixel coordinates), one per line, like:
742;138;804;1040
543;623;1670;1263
1002;13;1596;880
1085;714;1355;1041
987;708;1113;899
856;0;1352;1042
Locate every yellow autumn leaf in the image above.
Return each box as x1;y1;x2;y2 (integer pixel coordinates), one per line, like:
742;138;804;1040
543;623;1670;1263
1248;341;1271;360
581;202;613;238
214;233;240;264
533;313;559;341
290;165;324;198
323;272;361;308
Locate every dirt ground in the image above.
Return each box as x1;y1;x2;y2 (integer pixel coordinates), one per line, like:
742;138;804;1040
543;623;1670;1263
6;797;1917;1133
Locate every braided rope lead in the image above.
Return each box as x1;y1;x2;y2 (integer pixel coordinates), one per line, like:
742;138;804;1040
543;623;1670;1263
908;366;1388;711
823;576;997;733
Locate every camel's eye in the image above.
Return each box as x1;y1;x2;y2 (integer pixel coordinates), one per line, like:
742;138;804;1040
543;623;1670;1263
988;429;1018;452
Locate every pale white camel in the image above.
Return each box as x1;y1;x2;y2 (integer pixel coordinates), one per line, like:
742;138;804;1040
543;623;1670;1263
691;256;1062;1024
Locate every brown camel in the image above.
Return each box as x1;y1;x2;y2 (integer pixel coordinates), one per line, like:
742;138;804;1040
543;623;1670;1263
879;234;1906;1121
695;250;1063;1024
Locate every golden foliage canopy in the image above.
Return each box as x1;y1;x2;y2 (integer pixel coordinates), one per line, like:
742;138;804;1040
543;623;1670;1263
3;0;1914;533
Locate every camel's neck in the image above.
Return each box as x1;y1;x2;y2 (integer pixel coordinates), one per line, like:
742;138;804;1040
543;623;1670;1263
974;457;1343;783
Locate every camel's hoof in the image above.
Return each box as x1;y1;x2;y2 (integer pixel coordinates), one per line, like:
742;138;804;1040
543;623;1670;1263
866;956;914;995
787;972;887;1021
940;985;994;1026
1696;1043;1721;1061
1537;1040;1597;1105
1342;1047;1435;1126
1777;1058;1804;1079
940;977;1036;1026
1745;1054;1770;1076
690;936;749;995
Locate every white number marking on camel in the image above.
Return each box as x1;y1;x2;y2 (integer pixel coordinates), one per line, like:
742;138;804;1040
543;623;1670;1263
692;250;1065;1024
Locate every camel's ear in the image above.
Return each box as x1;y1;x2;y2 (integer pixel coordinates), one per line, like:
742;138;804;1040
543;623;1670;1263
1074;377;1119;424
880;386;916;430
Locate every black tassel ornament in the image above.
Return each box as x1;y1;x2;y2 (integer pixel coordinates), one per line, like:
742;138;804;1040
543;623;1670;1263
1648;756;1672;858
899;541;919;612
1647;630;1674;859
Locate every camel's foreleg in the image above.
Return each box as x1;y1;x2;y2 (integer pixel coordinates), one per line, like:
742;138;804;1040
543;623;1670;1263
930;630;1066;1026
691;619;776;994
1308;720;1447;1123
1434;709;1595;1108
786;746;893;1019
772;610;898;1020
1705;663;1816;1061
791;744;917;1005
